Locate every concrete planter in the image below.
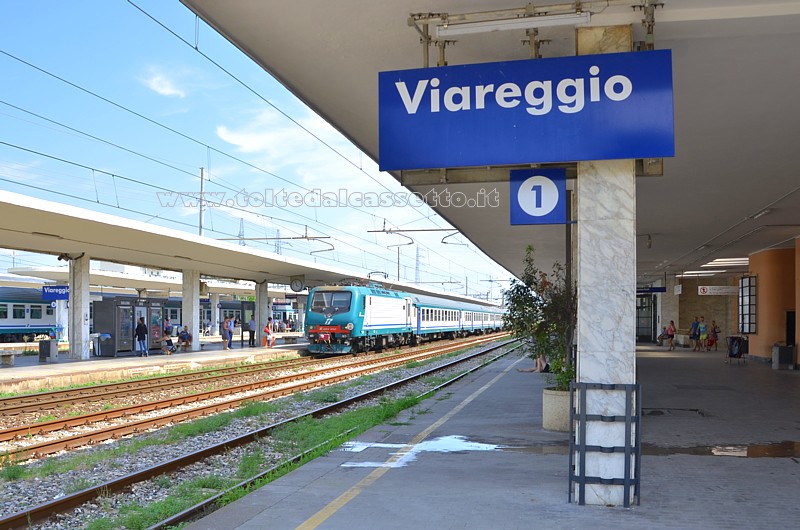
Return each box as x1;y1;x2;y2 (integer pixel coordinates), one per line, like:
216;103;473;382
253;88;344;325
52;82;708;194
542;388;571;432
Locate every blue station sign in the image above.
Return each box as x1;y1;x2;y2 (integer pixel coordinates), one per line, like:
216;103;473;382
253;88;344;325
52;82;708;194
510;168;566;225
42;285;69;300
379;50;674;171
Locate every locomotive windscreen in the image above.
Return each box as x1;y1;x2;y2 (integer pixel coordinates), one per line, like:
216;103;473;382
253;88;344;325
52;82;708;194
310;291;352;313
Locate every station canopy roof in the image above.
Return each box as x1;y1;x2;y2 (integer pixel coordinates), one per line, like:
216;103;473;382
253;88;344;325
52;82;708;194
178;0;800;286
0;190;497;306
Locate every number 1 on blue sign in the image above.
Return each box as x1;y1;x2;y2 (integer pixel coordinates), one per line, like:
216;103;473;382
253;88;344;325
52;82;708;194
531;184;542;209
510;168;566;225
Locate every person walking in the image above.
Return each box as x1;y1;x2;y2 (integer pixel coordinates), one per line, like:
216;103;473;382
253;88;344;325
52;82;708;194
135;317;148;357
666;320;676;351
248;316;256;347
697;316;709;352
709;319;720;351
690;317;700;351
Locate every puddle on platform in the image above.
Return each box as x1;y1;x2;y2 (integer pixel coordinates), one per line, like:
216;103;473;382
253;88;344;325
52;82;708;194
340;437;800;468
644;440;800;458
340;435;505;468
341;436;800;468
508;441;800;458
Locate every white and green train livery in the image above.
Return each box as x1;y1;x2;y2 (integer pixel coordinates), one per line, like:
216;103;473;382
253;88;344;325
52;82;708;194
305;284;504;354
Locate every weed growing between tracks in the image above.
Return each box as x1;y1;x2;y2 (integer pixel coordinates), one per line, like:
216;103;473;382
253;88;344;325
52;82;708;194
85;475;236;530
0;345;505;529
272;394;421;456
0;461;25;480
80;394;423;530
214;393;424;508
0;401;285;481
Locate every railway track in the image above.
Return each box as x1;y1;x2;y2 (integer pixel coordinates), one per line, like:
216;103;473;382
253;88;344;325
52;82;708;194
0;337;517;530
0;356;324;415
0;334;508;462
0;334;503;419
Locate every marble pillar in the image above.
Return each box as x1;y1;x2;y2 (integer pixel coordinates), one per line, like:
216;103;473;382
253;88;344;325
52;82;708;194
210;292;220;336
56;299;69;343
575;25;637;506
68;254;90;360
575;160;638;505
296;299;306;331
182;269;200;350
256;282;270;340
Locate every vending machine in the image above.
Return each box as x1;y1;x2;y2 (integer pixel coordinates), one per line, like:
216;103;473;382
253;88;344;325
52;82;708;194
92;298;134;356
146;299;167;351
132;298;167;353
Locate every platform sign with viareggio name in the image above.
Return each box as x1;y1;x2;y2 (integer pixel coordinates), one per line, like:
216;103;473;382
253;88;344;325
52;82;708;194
379;50;674;171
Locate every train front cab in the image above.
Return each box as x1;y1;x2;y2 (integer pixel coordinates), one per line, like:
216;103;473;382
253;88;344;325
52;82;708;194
305;288;358;354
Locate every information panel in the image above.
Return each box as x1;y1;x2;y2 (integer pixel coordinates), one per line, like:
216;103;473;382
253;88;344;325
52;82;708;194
379;50;674;171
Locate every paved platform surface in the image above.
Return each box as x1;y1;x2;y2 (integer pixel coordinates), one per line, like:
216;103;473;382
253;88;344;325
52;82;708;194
183;344;799;530
2;343;798;528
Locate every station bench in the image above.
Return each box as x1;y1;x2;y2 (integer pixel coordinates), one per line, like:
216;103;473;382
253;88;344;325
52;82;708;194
0;350;22;366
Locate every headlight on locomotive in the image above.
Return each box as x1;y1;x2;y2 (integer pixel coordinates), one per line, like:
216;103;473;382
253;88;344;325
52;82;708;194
346;322;354;331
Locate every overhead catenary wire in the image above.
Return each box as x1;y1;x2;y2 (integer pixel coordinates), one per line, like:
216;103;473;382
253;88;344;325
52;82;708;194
0;139;463;282
123;2;507;277
127;0;398;196
0;49;461;275
0;123;497;287
0;22;509;285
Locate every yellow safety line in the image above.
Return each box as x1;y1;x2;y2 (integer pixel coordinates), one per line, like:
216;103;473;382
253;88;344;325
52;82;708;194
295;355;524;530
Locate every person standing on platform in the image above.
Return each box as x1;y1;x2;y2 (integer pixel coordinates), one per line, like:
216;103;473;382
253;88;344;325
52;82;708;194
221;317;230;350
227;317;234;349
263;317;274;347
248;316;256;347
135;317;148;357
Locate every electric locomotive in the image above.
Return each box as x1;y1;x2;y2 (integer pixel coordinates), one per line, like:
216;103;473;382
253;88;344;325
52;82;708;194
305;284;503;354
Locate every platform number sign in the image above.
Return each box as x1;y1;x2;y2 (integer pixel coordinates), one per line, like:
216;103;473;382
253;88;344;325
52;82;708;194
510;168;566;225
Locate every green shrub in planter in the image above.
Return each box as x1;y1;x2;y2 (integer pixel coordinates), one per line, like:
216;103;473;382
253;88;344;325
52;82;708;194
503;246;576;391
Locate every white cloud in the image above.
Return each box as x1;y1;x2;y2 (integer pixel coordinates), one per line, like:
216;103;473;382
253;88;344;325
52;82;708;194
142;70;186;98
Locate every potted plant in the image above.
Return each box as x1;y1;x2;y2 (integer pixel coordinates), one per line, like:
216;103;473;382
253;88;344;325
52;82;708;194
504;246;577;431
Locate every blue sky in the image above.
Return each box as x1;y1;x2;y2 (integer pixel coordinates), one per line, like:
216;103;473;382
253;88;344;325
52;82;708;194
0;1;511;302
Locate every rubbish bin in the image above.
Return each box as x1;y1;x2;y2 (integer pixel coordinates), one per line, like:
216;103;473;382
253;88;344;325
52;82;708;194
38;339;58;363
241;323;250;347
90;333;101;357
772;345;794;370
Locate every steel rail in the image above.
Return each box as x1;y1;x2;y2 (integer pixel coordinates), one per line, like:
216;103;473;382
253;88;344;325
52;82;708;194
0;334;498;414
156;340;522;529
0;338;517;530
0;357;324;414
0;334;508;456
